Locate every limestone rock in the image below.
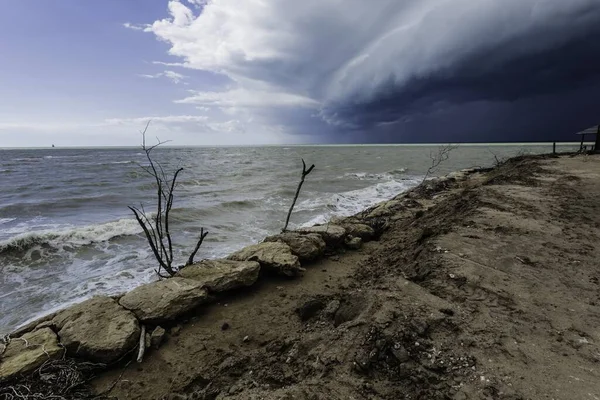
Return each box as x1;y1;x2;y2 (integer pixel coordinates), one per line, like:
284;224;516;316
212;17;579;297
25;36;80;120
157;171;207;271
264;232;326;262
150;326;166;349
345;236;362;250
0;328;62;382
170;325;182;336
297;224;346;247
323;299;341;319
367;200;404;219
177;259;260;292
119;278;209;323
447;171;468;180
366;204;390;219
341;223;375;241
9;313;56;338
227;242;303;277
53;296;139;363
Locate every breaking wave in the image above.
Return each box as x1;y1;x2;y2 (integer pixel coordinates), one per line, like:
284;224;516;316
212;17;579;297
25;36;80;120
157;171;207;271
0;218;143;255
342;167;407;181
297;176;421;228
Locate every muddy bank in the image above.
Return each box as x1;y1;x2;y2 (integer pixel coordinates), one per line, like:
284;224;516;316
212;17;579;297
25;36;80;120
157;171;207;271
3;153;600;399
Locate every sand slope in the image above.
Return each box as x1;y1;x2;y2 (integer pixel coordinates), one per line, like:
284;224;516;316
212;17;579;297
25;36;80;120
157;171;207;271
93;154;600;400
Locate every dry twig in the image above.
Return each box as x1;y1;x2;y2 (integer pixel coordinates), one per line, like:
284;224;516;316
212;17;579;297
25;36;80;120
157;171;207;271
0;358;106;400
282;159;315;232
422;144;458;183
136;325;146;363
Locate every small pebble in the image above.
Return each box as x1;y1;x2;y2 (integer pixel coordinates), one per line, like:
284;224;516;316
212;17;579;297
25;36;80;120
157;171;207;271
170;325;182;336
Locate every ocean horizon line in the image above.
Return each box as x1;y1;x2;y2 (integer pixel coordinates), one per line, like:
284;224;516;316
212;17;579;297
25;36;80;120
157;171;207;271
0;141;591;150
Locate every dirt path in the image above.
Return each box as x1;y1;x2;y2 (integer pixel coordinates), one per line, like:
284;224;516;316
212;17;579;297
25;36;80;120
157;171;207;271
93;154;600;400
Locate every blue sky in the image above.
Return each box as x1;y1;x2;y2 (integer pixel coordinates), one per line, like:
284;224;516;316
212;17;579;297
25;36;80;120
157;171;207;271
0;0;286;146
1;0;600;146
1;2;176;116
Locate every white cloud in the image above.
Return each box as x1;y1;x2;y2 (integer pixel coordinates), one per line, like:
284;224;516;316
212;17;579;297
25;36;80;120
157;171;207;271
152;61;187;67
101;114;293;143
123;22;145;31
175;88;319;109
163;70;186;84
0;114;300;146
0;121;85;132
104;115;209;126
186;0;208;8
139;0;600;123
138;70;187;84
207;119;244;133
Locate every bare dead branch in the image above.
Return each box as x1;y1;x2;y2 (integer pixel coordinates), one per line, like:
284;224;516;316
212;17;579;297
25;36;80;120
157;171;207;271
129;124;208;277
185;228;209;267
165;168;184;264
422;144;458;183
282;159;315;232
487;149;504;167
129;206;169;273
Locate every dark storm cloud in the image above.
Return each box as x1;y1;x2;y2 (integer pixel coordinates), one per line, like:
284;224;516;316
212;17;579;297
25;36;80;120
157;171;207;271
324;27;600;142
147;0;600;142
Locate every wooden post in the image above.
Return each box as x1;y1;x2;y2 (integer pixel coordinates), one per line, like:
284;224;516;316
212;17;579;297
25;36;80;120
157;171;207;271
553;142;556;154
595;125;600;153
580;134;585;152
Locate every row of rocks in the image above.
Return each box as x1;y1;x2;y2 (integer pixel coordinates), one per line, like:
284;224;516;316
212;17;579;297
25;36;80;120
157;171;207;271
0;222;375;382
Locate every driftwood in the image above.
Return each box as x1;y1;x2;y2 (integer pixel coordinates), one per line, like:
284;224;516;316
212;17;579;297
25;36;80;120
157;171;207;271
282;159;315;232
136;325;146;363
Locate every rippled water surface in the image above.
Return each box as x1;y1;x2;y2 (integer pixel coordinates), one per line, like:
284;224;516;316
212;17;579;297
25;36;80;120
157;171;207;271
0;144;572;333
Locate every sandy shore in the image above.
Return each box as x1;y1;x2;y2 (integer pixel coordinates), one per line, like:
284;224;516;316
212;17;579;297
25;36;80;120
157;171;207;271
88;153;600;399
4;153;600;399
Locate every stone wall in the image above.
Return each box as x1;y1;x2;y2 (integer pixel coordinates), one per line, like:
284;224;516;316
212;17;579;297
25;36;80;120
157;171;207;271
0;168;478;383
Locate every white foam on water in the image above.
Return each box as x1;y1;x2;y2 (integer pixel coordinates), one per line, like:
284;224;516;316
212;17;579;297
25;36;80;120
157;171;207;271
296;176;421;228
4;236;157;334
341;168;408;181
1;166;420;335
0;218;143;254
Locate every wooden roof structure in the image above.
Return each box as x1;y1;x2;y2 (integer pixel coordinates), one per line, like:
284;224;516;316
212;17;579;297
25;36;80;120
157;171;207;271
575;125;599;135
575;124;599;152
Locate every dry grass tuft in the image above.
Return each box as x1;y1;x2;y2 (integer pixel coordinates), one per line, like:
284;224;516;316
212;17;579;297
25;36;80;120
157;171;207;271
0;358;106;400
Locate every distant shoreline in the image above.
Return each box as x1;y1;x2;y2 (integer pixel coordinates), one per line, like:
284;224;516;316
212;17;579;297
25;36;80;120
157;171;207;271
0;142;592;150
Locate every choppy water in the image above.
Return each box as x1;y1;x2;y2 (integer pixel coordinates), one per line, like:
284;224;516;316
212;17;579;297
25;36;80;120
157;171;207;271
0;144;574;334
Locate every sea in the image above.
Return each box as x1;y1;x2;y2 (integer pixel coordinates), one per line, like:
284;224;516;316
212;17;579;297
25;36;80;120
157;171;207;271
0;144;579;334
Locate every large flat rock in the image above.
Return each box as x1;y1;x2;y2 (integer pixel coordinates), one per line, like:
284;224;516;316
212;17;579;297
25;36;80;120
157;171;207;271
0;328;63;382
53;296;140;363
264;232;326;262
119;277;209;323
227;242;303;277
340;223;375;241
297;224;347;247
9;313;56;338
177;259;260;292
